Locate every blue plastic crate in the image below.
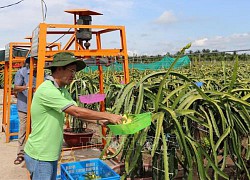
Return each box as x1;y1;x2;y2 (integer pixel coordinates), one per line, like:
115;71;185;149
10;116;19;129
56;175;61;180
10;104;18;116
10;129;19;140
10;115;19;140
10;135;18;140
60;159;120;180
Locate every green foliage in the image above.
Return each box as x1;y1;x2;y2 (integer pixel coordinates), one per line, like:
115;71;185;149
62;46;250;179
98;56;249;179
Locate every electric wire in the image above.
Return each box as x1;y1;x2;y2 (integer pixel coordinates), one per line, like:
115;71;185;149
46;28;72;48
41;0;47;21
0;0;24;9
40;0;44;22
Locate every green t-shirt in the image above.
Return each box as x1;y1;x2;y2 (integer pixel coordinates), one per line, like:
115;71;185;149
24;79;76;161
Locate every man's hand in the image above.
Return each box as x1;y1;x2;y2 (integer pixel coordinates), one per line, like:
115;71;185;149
107;114;122;124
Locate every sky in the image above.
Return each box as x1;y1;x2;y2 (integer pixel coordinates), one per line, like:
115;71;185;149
0;0;250;56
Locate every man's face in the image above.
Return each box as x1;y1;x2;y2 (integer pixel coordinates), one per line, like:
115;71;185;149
60;64;77;86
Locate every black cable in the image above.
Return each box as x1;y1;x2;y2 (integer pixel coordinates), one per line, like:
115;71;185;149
0;0;24;9
41;0;47;21
46;28;72;48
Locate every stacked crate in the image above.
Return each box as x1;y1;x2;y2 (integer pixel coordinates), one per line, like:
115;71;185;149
10;104;19;140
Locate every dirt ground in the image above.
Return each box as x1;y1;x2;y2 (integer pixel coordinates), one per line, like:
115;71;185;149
0;133;28;180
0;89;27;180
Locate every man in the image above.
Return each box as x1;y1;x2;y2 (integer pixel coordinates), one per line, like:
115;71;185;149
13;57;37;165
24;52;122;180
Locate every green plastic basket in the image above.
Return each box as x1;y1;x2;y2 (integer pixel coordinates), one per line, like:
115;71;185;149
107;112;152;135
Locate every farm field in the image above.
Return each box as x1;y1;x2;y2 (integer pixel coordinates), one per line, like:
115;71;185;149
1;57;250;179
0;1;250;179
69;58;250;179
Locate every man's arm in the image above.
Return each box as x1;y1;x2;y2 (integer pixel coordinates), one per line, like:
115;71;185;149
64;105;122;124
75;119;109;126
13;85;28;93
14;69;28;93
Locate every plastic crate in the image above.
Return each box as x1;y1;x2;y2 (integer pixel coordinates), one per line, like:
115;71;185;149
60;159;120;180
10;115;19;140
56;175;61;180
10;104;18;116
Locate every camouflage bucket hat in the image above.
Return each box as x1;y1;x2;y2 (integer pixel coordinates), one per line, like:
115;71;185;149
44;52;86;71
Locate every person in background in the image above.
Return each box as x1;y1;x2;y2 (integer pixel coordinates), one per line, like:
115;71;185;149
13;57;37;165
24;52;122;180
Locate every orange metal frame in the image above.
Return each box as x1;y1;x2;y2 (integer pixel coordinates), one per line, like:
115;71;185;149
2;41;61;143
2;42;31;142
27;9;130;150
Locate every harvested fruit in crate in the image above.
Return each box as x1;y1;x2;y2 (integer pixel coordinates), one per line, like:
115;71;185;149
84;170;101;179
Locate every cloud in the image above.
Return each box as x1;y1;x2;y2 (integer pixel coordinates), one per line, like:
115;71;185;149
1;1;250;55
0;0;72;42
193;38;208;46
191;33;250;51
154;11;177;24
128;50;139;56
140;33;149;38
